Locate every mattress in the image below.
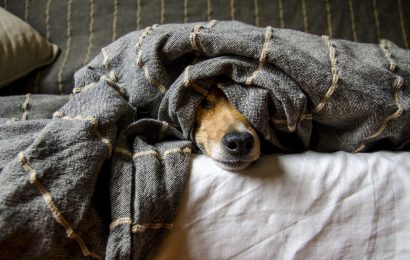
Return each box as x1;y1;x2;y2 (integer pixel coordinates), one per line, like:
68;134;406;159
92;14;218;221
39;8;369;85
156;151;410;259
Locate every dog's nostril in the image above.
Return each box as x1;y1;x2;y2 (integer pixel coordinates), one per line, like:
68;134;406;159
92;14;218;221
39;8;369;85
222;132;254;155
245;138;254;153
226;140;238;150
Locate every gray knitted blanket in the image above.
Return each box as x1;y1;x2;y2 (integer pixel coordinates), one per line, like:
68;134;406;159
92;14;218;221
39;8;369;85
0;21;409;259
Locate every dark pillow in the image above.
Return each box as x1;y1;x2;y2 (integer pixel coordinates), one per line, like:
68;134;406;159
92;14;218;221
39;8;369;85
0;7;58;88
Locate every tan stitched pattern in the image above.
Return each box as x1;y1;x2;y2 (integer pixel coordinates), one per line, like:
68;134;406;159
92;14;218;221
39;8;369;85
132;223;173;233
354;42;404;152
183;66;209;96
136;0;141;29
189;20;217;53
191;82;209;96
314;36;339;113
114;147;134;158
354;78;404;152
159;121;169;141
163;146;192;157
184;0;188;23
73;79;122;95
272;113;313;133
254;0;260;26
270;35;340;132
140;65;167;93
372;0;381;41
102;48;111;70
53;113;113;157
325;0;334;38
101;48;126;95
398;0;409;49
101;48;127;96
24;0;29;21
101;72;125;94
183;65;191;87
397;139;410;150
136;49;143;67
230;0;235;20
380;40;399;68
83;0;95;65
131;146;192;160
278;0;285;28
208;19;218;28
190;25;204;51
57;0;73;94
134;25;167;93
45;0;51;39
380;40;397;71
135;25;158;51
348;0;358;42
303;114;313;120
112;0;118;41
22;94;31;120
272;118;297;132
207;0;212;21
134;147;192;159
263;127;271;140
246;26;273;85
52;111;65;118
109;218;174;233
184;20;218;96
18;153;102;260
87;118;113;157
109;217;133;230
188;20;216;64
160;0;165;24
133;150;159;158
73;83;98;94
301;0;308;32
7;117;18;124
272;113;313;126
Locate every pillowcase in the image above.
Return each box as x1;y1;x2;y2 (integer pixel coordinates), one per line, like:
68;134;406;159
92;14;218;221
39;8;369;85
0;7;58;88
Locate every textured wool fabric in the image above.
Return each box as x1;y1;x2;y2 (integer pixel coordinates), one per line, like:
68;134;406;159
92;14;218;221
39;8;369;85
0;21;409;259
74;20;408;153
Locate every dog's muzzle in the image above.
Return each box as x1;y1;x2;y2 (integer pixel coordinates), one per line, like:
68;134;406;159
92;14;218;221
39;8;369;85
213;131;258;171
222;131;254;157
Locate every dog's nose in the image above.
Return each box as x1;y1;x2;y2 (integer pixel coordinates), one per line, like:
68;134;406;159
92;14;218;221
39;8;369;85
222;132;254;156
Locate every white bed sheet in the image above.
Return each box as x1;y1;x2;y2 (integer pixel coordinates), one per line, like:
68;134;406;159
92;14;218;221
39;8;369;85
156;152;410;259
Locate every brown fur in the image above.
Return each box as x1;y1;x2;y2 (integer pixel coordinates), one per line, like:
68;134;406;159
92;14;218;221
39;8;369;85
194;88;260;170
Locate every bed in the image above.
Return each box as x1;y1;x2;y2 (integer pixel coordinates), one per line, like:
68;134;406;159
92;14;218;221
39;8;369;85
158;152;410;259
0;1;409;259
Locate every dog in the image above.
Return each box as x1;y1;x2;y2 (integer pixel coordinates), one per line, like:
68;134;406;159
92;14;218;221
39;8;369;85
194;88;260;171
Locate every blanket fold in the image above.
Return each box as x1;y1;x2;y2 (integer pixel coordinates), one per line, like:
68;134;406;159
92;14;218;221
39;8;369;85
0;21;409;259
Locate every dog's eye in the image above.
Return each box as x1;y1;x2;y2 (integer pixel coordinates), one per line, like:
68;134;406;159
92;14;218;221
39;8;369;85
200;99;214;110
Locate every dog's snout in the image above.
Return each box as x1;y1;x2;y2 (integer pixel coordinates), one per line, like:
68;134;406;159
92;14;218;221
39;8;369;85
222;132;254;155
